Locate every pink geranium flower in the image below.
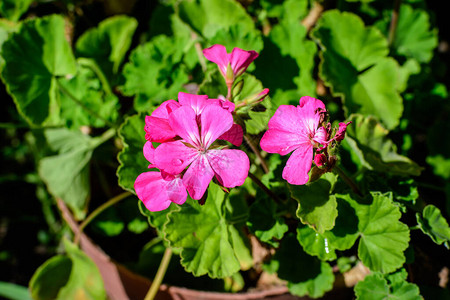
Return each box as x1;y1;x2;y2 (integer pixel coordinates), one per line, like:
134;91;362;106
203;44;258;87
260;96;329;185
134;142;187;211
154;105;250;200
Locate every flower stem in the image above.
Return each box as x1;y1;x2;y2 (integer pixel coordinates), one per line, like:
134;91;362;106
333;166;362;196
388;0;402;46
74;191;131;245
244;135;269;174
248;172;281;203
192;32;207;72
56;78;116;128
144;247;173;300
301;1;324;32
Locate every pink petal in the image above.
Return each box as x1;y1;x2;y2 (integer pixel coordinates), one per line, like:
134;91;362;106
154;141;198;175
334;121;352;142
313;126;329;145
183;155;214;200
145;116;176;143
229;48;258;77
260;129;309;155
165;176;187;205
200;104;233;149
282;144;314;185
219;123;243;146
207;149;249;188
169;106;201;147
267;105;302;133
299;96;326;111
151;100;181;118
209;98;235;112
203;44;229;76
134;172;172;212
178;92;209;115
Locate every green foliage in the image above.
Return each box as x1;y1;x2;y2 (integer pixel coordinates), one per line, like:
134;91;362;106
0;281;32;300
355;269;422;300
1;14;76;126
164;183;252;278
417;205;450;248
0;0;33;21
29;239;106;300
312;10;403;129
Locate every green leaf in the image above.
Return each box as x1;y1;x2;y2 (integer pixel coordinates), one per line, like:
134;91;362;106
39;128;103;220
297;196;359;261
311;10;403;129
376;4;438;63
208;23;264;53
164;183;251;278
75;15;138;75
355;269;422;300
0;281;32;300
58;64;119;128
1;14;77;126
343;114;423;176
426;155;450;180
178;0;254;39
120;35;190;112
0;19;18;68
0;0;33;21
117;114;149;192
290;173;338;234
247;192;288;247
265;234;334;298
30;239;106;300
343;192;410;273
417;205;450;248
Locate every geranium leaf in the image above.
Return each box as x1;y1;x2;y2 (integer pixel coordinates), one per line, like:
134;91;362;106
0;0;33;21
120;35;190;112
208;23;264;54
75;15;138;76
116;114;149;193
376;4;438;63
311;10;403;129
177;0;254;39
264;234;334;298
417;205;450;248
29;239;106;300
355;269;422;300
297;196;359;261
342;192;410;274
38;128;103;220
290;172;338;234
163;183;251;278
343;114;423;176
1;14;76;126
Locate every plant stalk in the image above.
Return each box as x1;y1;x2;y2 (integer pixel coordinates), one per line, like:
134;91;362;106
144;247;173;300
77;57;113;95
388;0;402;46
248;172;281;203
74;191;131;245
333;166;362;196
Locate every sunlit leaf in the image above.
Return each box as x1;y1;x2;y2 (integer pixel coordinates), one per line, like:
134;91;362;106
0;0;33;21
1;14;76;126
164;183;251;278
417;205;450;248
312;10;403;129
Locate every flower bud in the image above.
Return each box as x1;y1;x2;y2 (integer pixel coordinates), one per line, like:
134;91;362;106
232;79;244;98
314;153;327;167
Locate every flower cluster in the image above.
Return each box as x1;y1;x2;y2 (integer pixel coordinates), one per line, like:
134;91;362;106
135;92;250;211
260;96;350;185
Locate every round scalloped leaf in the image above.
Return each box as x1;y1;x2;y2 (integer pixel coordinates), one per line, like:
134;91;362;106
355;269;421;300
416;205;450;248
120;35;190;112
163;183;251;278
311;10;402;130
75;15;138;76
177;0;254;39
343;192;410;274
343;114;423;176
30;239;106;300
116;114;149;192
0;0;33;21
1;14;76;126
297;197;359;261
376;4;438;63
290;173;338;234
